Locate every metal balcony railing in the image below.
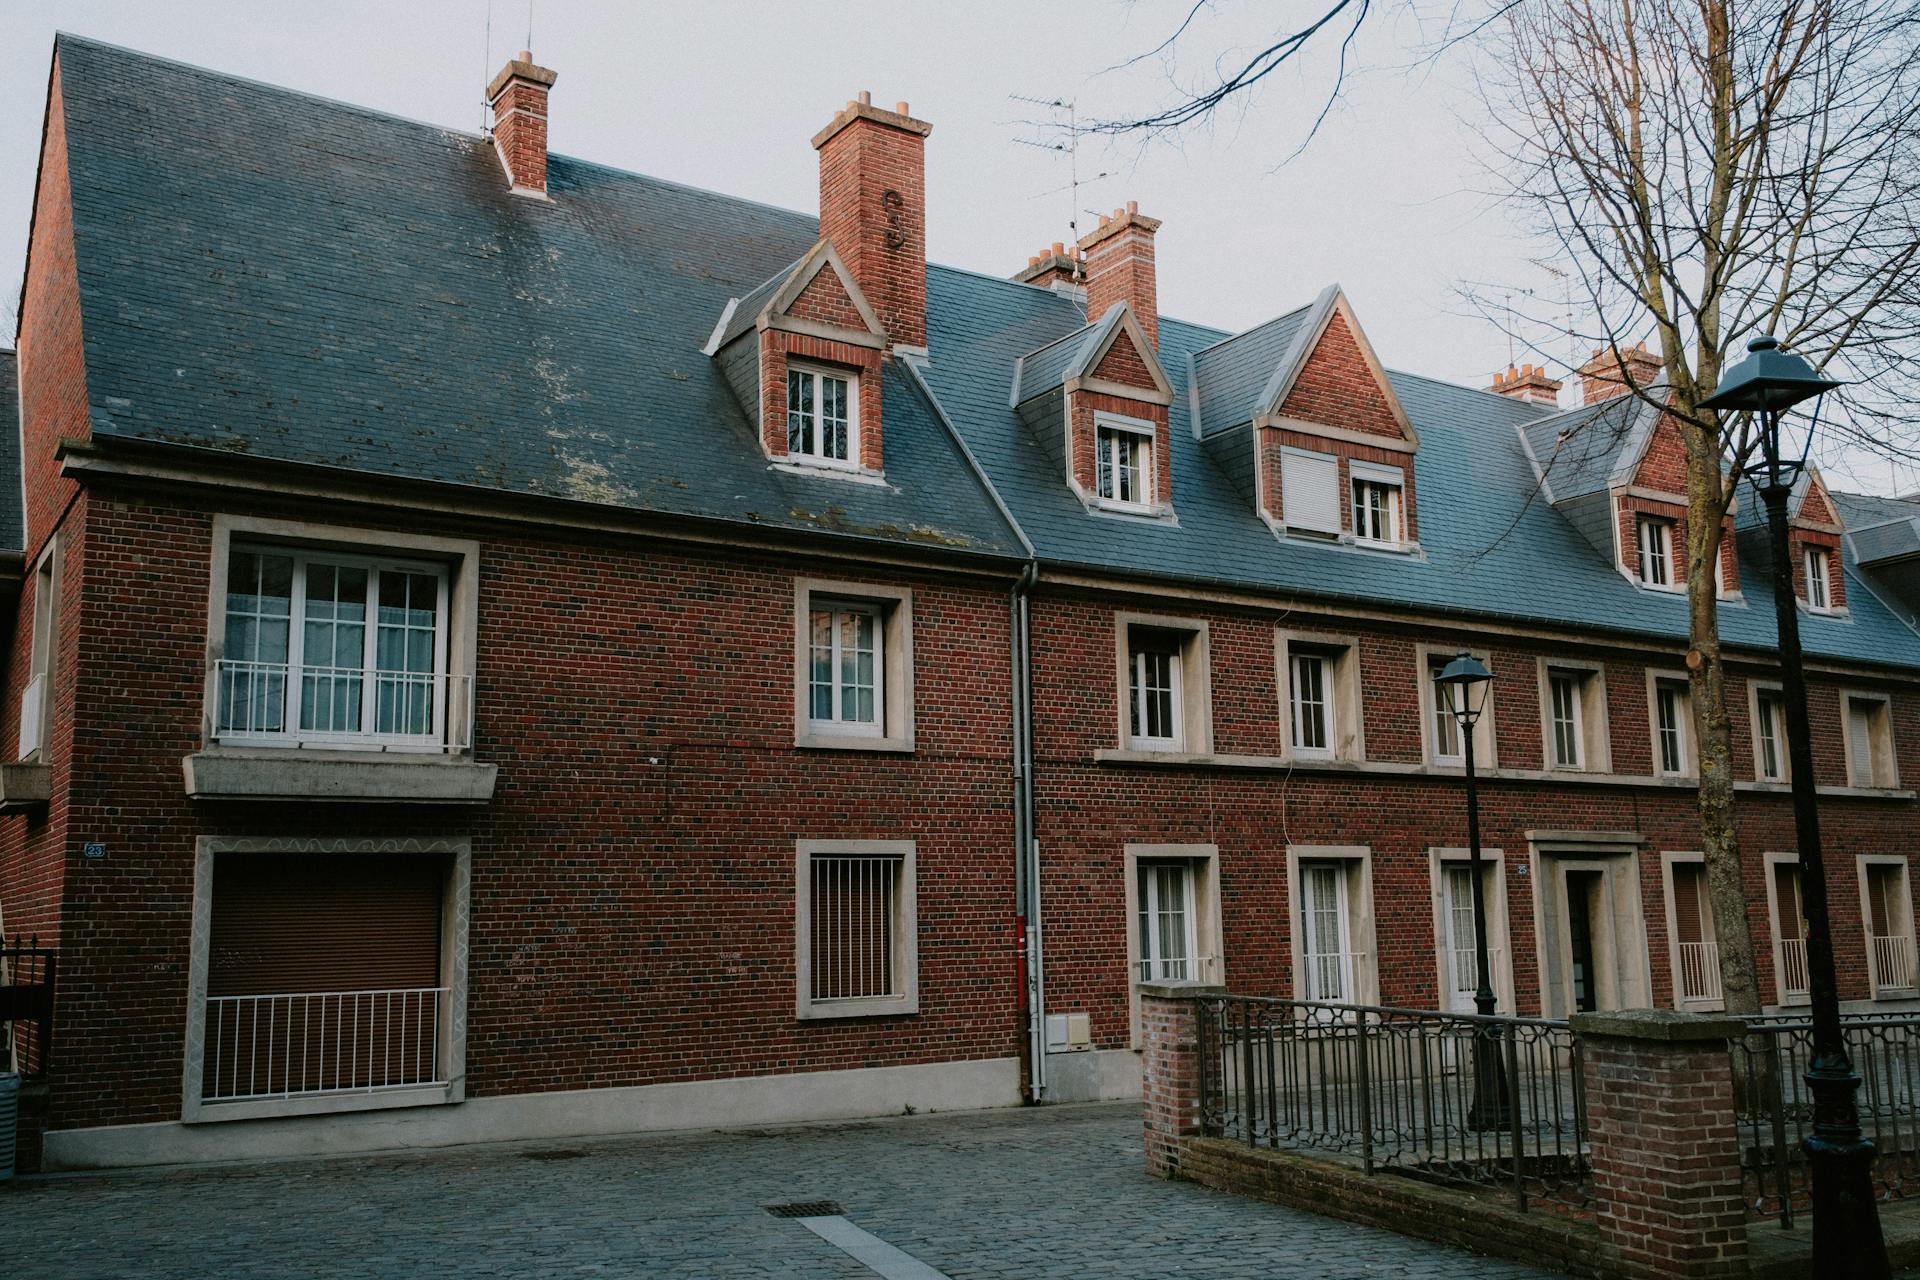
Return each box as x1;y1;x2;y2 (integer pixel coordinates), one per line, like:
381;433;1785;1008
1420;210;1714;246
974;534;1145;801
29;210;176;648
203;987;449;1103
1777;938;1810;1001
1872;934;1917;995
1678;939;1723;1003
208;660;473;752
1136;954;1220;983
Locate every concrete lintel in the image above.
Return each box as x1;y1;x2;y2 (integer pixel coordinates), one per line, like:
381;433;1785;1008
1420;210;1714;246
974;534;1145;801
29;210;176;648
1572;1008;1748;1043
182;752;498;803
1136;981;1226;1000
0;761;52;812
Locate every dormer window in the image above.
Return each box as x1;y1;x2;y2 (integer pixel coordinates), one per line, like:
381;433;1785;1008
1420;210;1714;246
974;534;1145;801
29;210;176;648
1638;515;1675;587
786;364;857;467
1805;547;1833;611
1350;463;1404;546
1095;414;1155;511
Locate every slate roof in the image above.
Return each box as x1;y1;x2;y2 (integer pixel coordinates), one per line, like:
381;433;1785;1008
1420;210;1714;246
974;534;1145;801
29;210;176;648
50;36;1025;561
42;37;1920;671
1012;318;1101;405
707;252;807;353
1516;394;1661;501
0;349;20;553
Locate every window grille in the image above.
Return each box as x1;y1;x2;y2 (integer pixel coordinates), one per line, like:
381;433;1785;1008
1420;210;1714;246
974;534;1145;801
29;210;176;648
808;853;902;1002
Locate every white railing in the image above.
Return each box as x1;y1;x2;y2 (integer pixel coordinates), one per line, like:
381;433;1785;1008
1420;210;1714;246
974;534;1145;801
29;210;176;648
1779;938;1811;1001
1303;950;1366;1005
203;987;449;1103
1138;954;1220;983
17;672;45;759
209;660;473;752
1872;934;1917;994
1678;939;1723;1003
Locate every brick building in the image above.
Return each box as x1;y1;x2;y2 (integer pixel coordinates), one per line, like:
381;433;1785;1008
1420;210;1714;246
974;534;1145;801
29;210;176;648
3;37;1918;1164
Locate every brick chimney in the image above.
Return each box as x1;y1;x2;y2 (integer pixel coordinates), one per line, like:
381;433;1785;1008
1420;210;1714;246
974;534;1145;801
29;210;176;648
814;92;933;353
1077;202;1161;349
1577;342;1663;404
487;51;558;196
1014;243;1085;296
1488;362;1563;407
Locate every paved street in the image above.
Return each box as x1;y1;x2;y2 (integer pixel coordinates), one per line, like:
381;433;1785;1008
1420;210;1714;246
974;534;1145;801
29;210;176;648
0;1102;1545;1278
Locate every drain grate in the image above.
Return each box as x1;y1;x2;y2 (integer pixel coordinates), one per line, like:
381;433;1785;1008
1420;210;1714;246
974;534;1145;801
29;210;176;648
763;1200;845;1219
522;1149;589;1161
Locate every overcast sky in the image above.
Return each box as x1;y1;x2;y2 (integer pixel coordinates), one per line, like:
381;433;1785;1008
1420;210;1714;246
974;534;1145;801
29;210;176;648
0;1;1899;489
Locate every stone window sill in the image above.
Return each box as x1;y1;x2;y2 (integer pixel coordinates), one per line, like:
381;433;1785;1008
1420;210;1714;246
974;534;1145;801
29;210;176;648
182;749;497;804
185;1082;456;1124
0;761;51;814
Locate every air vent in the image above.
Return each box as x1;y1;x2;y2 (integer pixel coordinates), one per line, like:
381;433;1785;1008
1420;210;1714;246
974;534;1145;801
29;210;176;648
763;1201;845;1219
522;1148;588;1161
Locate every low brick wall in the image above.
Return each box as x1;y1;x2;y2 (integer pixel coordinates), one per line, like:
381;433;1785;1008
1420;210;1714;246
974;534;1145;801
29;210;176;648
1180;1137;1607;1278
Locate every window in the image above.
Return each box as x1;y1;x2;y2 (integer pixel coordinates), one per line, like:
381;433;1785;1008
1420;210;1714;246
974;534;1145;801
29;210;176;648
785;364;857;467
19;542;57;761
1280;448;1341;535
1115;616;1211;757
1652;675;1694;777
1137;861;1198;981
1299;863;1354;1002
794;581;914;752
1541;662;1607;772
1754;687;1789;782
1129;634;1183;749
1861;859;1916;996
1843;693;1897;789
1349;463;1404;546
809;601;882;736
1430;658;1463;766
1094;415;1154;511
1290;651;1334;759
1638;515;1674;587
795;840;918;1019
1666;857;1721;1007
1436;858;1506;1015
1804;547;1832;610
215;546;451;750
1769;858;1809;1003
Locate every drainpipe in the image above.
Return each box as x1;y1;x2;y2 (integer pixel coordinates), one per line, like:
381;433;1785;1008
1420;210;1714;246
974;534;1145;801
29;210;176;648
1011;559;1046;1101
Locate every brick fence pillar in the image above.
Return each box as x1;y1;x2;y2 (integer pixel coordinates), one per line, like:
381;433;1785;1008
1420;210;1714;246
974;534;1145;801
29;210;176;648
1138;981;1224;1179
1571;1009;1749;1280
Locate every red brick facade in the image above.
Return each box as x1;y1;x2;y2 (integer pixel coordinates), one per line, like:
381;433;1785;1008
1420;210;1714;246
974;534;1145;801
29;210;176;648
758;330;885;472
1079;206;1160;351
1278;312;1404;442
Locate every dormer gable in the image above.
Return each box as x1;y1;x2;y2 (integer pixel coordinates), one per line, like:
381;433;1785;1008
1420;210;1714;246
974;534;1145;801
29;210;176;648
1012;304;1176;518
1788;467;1847;612
1224;287;1420;549
704;240;889;475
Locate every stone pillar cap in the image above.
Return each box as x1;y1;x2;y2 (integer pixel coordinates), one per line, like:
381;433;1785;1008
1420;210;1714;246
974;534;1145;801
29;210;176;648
1571;1008;1748;1042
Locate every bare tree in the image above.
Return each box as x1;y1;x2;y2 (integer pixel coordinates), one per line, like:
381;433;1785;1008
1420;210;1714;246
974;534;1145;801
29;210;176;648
1481;0;1920;1021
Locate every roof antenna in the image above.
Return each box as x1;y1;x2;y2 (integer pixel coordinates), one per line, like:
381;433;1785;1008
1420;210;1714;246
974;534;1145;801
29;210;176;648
480;0;494;133
1011;94;1109;302
526;0;535;51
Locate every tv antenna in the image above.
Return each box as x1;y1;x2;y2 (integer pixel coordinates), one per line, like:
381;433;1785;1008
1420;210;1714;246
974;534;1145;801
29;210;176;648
1010;95;1111;266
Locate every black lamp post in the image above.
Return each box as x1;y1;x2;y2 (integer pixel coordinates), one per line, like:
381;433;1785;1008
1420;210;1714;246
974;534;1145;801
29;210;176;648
1437;650;1508;1129
1701;335;1886;1276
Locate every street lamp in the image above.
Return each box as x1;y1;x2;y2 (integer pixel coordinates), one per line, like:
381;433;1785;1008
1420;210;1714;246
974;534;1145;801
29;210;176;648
1437;650;1508;1129
1701;335;1886;1276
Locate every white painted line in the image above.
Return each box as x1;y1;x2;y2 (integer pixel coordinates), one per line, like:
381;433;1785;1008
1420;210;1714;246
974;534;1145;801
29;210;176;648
796;1214;953;1280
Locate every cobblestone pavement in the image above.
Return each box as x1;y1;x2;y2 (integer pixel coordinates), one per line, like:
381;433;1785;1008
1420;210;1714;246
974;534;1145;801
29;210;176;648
0;1102;1548;1278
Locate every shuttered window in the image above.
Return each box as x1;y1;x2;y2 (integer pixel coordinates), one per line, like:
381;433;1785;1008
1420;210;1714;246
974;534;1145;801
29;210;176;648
1281;449;1341;535
204;858;445;1100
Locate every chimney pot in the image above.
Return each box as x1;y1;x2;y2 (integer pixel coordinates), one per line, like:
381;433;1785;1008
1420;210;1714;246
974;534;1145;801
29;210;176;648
859;91;872;106
1051;241;1065;256
895;101;910;115
1028;254;1041;267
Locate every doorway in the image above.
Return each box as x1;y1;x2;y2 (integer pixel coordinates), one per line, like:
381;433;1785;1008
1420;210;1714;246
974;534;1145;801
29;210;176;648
1566;869;1601;1014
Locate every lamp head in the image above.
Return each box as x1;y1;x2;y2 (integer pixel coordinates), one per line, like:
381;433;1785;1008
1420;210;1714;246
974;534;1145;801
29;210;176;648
1436;650;1493;726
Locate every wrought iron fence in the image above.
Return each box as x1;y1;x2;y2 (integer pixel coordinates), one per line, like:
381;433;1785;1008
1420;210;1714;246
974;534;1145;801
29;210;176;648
0;937;56;1078
1196;995;1589;1212
1733;1010;1920;1227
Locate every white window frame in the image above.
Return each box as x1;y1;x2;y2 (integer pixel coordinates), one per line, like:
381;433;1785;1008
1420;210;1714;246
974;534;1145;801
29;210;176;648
1280;446;1342;536
19;535;59;761
784;361;861;470
1840;690;1898;790
1287;846;1377;1007
1538;659;1610;773
1548;671;1585;769
1114;615;1212;757
793;580;914;753
1137;861;1200;982
1857;855;1918;999
1429;847;1512;1015
1660;851;1722;1012
1637;515;1676;589
1348;460;1405;547
1804;546;1833;612
1276;631;1365;764
1092;412;1157;513
1763;851;1810;1006
1123;844;1224;1047
1128;640;1184;751
1289;650;1336;760
1416;643;1497;769
1648;670;1696;779
214;543;453;752
807;600;885;739
794;839;918;1020
1750;681;1789;783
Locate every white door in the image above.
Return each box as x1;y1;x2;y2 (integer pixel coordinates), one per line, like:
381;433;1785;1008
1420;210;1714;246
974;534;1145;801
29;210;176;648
1300;863;1352;1003
1442;865;1480;1014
